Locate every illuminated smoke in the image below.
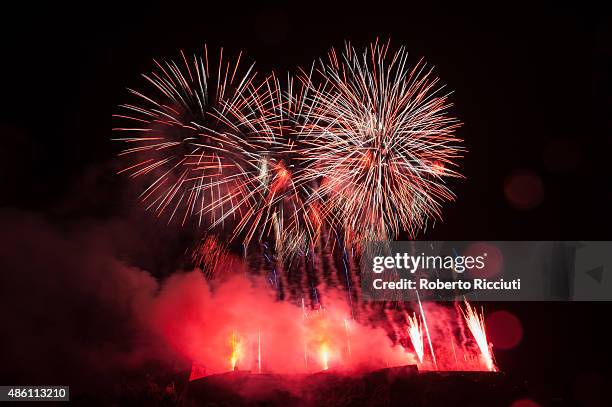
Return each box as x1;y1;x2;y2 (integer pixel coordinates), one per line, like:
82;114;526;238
148;267;495;376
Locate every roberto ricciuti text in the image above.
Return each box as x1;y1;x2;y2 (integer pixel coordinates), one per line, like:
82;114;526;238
372;278;521;291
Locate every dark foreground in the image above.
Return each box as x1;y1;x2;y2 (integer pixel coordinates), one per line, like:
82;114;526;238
183;367;518;407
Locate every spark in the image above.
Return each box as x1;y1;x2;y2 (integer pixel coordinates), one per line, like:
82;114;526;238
460;299;496;372
407;313;424;364
192;234;228;278
229;329;241;371
320;344;329;370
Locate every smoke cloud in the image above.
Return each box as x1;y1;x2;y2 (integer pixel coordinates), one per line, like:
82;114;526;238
148;270;413;375
0;208;407;388
0;208;489;395
0;209;170;389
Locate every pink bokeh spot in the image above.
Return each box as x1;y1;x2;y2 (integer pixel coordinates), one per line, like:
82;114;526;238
510;399;541;407
486;310;523;350
504;170;544;210
465;242;503;278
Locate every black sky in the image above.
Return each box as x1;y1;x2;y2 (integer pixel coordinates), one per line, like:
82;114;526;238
1;2;611;404
2;3;610;240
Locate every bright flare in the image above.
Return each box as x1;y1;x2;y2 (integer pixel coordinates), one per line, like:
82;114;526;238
461;299;496;372
407;313;424;364
229;330;241;371
320;344;329;370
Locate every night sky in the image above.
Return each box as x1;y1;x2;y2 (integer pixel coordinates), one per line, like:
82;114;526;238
1;3;610;405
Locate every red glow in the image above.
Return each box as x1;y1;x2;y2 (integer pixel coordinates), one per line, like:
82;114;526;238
510;399;541;407
465;242;503;279
504;170;544;210
189;363;208;381
152;270;497;376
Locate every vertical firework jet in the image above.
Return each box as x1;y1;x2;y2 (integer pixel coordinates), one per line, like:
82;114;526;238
258;328;262;374
461;299;496;372
407;313;424;364
229;329;241;371
416;291;438;369
320;344;330;370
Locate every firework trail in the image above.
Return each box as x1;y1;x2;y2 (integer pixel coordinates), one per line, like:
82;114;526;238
113;42;501;377
192;234;229;278
298;39;464;244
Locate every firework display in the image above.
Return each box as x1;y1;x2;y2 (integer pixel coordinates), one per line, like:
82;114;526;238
114;42;494;379
114;41;463;254
299;41;463;243
152;271;497;377
214;73;321;256
5;7;607;407
113;46;258;230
